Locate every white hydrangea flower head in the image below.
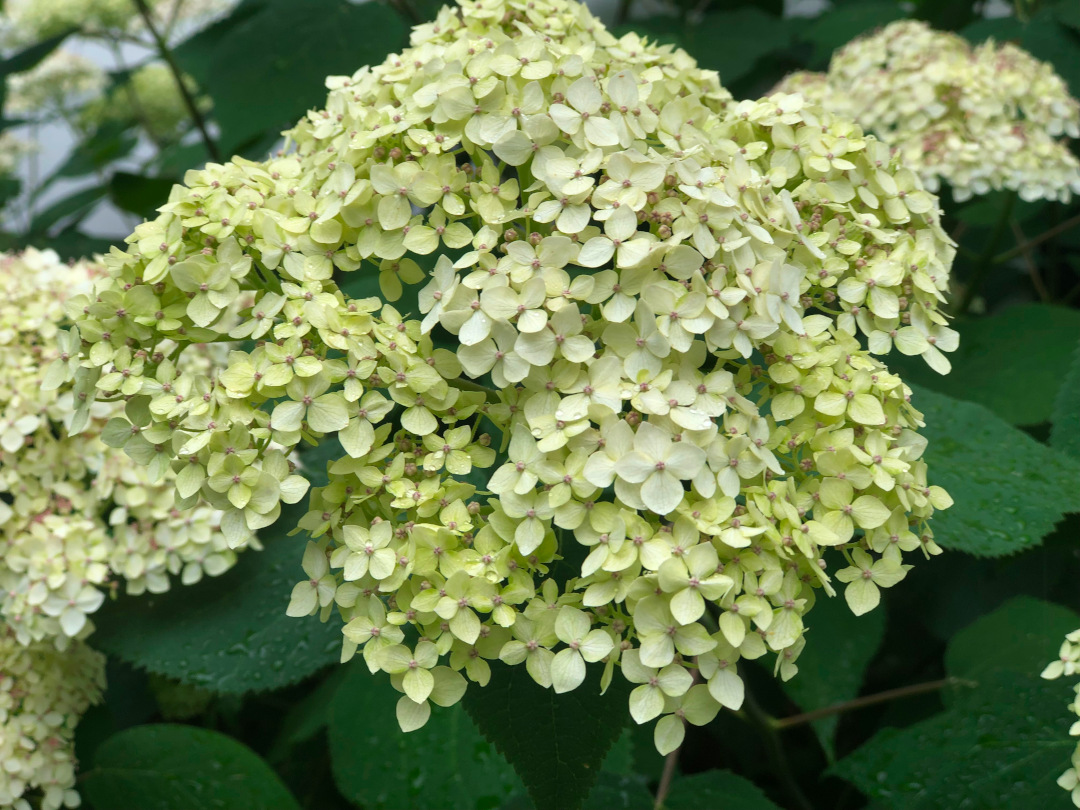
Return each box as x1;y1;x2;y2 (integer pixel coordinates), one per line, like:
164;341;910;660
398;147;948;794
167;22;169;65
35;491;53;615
73;0;956;754
3;0;136;41
83;62;209;142
0;632;104;810
774;20;1080;202
5;48;106;117
1043;628;1080;807
0;131;36;177
0;248;251;648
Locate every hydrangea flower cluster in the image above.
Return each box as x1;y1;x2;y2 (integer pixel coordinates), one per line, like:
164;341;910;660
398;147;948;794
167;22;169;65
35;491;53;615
6;48;106;117
86;62;210;142
1043;630;1080;807
0;248;249;648
72;0;954;754
0;633;104;810
2;0;229;43
2;0;136;41
775;20;1080;202
0;131;35;178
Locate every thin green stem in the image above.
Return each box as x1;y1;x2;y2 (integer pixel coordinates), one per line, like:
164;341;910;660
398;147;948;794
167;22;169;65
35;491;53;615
107;39;166;153
957;192;1015;314
653;741;681;810
773;677;969;730
1010;220;1051;303
387;0;423;25
131;0;221;163
743;692;814;810
994;211;1080;265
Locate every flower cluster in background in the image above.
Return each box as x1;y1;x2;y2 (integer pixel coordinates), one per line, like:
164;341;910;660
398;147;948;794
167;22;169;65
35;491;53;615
0;0;221;189
775;20;1080;202
6;49;105;118
0;248;249;809
0;636;104;810
1044;630;1080;808
72;0;955;759
89;62;209;142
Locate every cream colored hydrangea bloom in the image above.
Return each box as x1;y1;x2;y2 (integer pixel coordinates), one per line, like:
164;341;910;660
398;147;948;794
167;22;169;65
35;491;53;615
1043;629;1080;807
2;0;136;41
0;248;249;648
72;0;955;754
5;49;106;117
0;633;104;810
775;20;1080;202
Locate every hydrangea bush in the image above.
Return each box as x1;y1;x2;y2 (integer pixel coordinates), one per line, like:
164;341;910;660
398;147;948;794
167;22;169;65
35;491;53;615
1046;630;1080;806
68;0;958;755
775;20;1080;202
0;248;247;809
0;637;104;810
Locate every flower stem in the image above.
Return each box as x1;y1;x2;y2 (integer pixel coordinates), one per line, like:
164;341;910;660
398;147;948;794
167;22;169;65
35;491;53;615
994;210;1080;265
130;0;221;163
773;676;970;730
743;692;814;810
958;192;1014;314
653;743;681;810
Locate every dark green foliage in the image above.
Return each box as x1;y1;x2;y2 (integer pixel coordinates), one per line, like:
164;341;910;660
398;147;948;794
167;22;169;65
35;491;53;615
185;0;408;154
913;385;1080;556
463;662;634;810
10;0;1077;808
834;599;1079;810
892;305;1080;426
1052;339;1080;460
328;662;523;810
91;508;342;694
109;171;179;219
780;594;886;759
663;770;782;810
82;724;301;810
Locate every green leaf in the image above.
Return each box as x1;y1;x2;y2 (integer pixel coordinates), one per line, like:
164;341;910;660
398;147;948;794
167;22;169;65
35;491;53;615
91;508;342;694
171;0;270;88
110;172;178;219
912;0;977;31
267;665;349;762
0;176;19;207
945;595;1079;684
682;9;796;85
328;661;522;810
40;122;137;187
953;190;1045;227
196;0;408;154
914;385;1080;556
1051;338;1080;461
663;770;782;810
29;183;107;236
0;30;72;78
615;16;685;50
834;598;1079;810
1019;14;1080;97
46;226;118;262
799;2;907;67
780;593;886;759
1058;0;1080;32
82;724;300;810
463;661;633;810
580;772;652;810
891;305;1080;426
